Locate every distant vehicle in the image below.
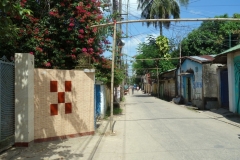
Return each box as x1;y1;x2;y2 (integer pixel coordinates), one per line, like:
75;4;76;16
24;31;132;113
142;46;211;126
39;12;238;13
124;85;129;95
133;84;137;89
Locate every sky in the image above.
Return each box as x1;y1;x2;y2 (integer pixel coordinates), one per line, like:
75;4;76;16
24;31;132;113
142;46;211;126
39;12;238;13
103;0;240;75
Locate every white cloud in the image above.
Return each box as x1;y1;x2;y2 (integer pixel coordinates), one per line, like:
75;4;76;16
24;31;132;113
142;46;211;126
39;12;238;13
189;10;202;15
121;0;142;19
122;32;159;57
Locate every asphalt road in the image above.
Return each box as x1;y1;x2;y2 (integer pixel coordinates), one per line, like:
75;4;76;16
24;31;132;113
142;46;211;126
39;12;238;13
93;91;240;160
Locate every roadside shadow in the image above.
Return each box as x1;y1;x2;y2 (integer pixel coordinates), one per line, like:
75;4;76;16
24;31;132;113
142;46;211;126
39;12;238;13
202;108;240;125
133;95;152;97
1;136;94;160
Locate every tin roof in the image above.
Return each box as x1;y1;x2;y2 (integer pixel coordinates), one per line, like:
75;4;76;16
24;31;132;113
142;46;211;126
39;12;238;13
213;44;240;64
159;68;177;76
182;55;216;64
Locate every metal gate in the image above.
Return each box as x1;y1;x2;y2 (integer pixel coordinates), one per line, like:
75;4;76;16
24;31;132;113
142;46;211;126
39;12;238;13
220;70;229;109
94;84;101;129
0;56;15;152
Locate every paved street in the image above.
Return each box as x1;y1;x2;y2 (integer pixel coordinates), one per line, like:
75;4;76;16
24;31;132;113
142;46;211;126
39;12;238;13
93;91;240;160
1;91;240;160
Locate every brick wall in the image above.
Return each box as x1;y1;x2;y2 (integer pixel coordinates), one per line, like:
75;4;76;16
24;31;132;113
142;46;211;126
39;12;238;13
34;69;95;141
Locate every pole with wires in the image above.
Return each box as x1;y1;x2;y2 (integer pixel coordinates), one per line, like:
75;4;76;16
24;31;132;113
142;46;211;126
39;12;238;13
110;21;117;133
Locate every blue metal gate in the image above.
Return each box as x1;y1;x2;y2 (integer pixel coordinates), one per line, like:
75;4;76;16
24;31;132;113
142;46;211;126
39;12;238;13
220;70;229;109
0;56;15;152
94;84;101;128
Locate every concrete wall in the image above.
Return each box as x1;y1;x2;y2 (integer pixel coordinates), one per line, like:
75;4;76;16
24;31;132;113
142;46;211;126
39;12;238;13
15;53;35;146
202;63;220;109
151;83;157;96
178;59;203;108
34;69;95;142
161;79;175;101
202;64;219;97
216;66;227;108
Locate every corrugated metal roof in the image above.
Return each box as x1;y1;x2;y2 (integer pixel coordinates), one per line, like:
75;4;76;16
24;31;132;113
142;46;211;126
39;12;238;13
218;44;240;55
160;68;176;77
183;55;215;63
213;44;240;64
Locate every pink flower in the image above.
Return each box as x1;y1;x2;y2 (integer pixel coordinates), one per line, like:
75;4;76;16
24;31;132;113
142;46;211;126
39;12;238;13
36;47;43;52
68;27;72;31
82;48;87;52
29;52;34;55
97;15;103;19
69;23;74;27
78;34;84;39
72;48;76;53
88;48;94;53
92;27;97;33
45;62;51;67
79;29;84;34
87;38;94;44
71;54;76;59
49;11;55;16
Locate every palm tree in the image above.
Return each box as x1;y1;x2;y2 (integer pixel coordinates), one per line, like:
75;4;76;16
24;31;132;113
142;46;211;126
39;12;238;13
137;0;189;35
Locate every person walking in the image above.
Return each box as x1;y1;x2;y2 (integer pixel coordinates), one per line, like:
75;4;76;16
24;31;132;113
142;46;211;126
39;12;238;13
132;86;134;95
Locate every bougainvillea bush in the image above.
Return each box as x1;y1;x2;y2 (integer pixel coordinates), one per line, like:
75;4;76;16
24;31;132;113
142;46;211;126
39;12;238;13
0;0;111;69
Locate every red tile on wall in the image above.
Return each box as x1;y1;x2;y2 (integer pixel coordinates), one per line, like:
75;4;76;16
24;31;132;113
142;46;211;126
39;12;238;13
50;104;58;115
65;81;71;92
50;81;58;92
65;103;72;114
58;92;65;103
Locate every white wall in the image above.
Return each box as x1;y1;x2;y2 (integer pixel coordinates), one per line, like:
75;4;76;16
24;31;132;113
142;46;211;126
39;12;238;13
15;53;34;145
227;51;240;113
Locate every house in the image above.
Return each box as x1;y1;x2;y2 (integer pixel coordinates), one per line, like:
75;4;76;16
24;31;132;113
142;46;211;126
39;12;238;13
177;55;220;109
142;73;151;94
213;44;240;114
159;68;177;101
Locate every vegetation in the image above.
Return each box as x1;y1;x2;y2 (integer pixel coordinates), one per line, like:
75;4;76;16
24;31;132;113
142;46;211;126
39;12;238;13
105;106;123;117
133;14;240;84
0;0;31;42
0;0;111;69
137;0;189;35
94;59;125;88
133;35;174;84
0;0;125;87
176;14;240;57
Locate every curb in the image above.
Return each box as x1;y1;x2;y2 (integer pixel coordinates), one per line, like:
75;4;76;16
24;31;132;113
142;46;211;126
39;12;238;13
87;120;110;160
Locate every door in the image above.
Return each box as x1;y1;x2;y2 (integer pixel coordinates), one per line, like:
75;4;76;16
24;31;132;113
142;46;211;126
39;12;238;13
95;85;101;122
186;77;192;102
0;56;15;152
234;56;240;113
220;70;229;109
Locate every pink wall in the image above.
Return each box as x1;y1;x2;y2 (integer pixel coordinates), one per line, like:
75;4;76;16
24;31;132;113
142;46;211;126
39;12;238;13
34;69;95;142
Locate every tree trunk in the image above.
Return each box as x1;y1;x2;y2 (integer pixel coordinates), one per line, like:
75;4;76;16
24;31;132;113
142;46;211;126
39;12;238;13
160;22;163;36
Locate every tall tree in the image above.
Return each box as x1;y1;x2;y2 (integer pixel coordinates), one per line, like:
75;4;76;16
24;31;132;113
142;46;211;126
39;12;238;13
133;35;174;78
180;13;240;56
0;0;111;69
137;0;188;35
0;0;31;42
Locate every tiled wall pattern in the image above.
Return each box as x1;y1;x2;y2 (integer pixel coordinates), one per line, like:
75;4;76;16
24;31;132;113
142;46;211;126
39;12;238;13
50;81;72;115
34;69;95;140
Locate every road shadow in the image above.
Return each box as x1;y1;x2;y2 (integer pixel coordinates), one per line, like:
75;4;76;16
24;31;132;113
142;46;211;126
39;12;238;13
0;136;92;160
133;94;152;97
202;108;240;126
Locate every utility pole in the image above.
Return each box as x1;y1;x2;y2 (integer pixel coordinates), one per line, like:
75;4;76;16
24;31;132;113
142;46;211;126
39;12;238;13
110;21;117;133
157;66;159;98
179;41;182;96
